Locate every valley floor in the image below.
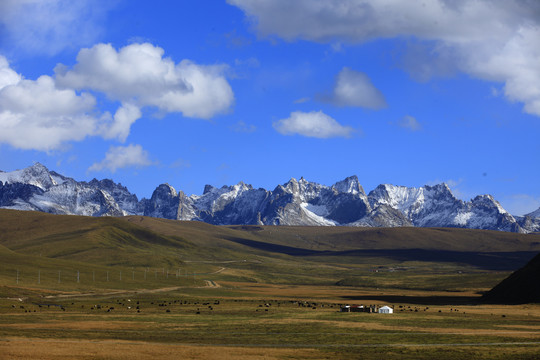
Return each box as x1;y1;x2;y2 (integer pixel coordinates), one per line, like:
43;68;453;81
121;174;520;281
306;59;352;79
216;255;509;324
1;282;540;360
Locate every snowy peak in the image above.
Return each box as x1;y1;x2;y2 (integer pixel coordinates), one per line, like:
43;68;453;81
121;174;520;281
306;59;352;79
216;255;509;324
281;177;327;201
151;183;178;199
143;183;180;219
0;164;531;233
471;194;508;215
365;182;523;232
368;183;425;215
0;162;67;190
0;164;139;217
332;175;364;195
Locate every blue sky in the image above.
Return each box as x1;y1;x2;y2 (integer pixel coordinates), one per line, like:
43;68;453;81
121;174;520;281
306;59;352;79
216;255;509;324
0;0;539;215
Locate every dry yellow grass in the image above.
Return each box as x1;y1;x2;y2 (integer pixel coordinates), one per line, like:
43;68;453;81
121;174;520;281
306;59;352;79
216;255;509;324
0;338;323;360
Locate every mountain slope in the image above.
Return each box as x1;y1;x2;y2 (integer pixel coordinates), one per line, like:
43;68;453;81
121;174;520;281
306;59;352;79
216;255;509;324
2;209;540;275
0;163;140;216
0;163;531;233
481;252;540;304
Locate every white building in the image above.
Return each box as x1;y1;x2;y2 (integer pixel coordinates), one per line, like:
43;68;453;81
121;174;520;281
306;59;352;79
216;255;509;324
378;306;393;314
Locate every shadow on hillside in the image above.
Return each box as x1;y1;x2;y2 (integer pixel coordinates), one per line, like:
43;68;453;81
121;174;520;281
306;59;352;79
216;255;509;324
340;294;481;306
225;237;538;271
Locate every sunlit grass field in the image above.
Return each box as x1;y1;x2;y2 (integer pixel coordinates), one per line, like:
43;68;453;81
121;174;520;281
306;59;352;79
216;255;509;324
1;209;540;359
1;284;540;359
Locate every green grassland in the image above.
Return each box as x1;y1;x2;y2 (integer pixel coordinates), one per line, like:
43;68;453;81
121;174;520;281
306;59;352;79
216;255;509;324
1;209;540;359
2;209;539;292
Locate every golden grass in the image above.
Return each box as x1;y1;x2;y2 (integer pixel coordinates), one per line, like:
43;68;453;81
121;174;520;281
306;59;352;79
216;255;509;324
0;338;322;360
218;281;481;302
2;282;540;359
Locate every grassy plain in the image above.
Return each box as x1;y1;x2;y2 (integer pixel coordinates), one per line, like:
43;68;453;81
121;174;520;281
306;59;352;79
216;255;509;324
1;284;540;359
1;209;540;359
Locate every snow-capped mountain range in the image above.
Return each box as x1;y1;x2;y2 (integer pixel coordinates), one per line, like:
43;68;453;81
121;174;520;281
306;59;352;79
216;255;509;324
1;163;539;233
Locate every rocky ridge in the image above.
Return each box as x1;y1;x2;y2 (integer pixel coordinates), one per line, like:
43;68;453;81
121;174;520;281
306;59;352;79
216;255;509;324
1;163;539;233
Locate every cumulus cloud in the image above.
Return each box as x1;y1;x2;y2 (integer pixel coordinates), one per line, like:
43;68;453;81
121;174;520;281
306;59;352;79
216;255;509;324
0;44;235;151
273;111;354;138
0;58;100;151
398;115;422;131
89;144;153;173
229;0;540;117
0;0;113;56
102;103;142;142
55;43;234;119
0;56;21;89
324;67;387;109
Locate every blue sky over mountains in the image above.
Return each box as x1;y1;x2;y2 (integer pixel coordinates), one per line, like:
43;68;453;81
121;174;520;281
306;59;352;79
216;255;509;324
0;0;539;215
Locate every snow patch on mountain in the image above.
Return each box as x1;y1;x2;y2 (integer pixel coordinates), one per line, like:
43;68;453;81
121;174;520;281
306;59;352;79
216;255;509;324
300;202;337;225
0;163;67;190
0;164;531;233
526;207;540;219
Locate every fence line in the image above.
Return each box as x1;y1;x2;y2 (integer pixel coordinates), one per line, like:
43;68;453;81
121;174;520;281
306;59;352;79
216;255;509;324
5;267;196;286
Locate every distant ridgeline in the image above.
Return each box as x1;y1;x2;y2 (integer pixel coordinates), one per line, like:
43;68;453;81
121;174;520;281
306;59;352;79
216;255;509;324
1;163;539;233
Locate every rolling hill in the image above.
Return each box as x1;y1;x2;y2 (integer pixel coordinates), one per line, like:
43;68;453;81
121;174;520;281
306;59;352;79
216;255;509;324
2;209;540;295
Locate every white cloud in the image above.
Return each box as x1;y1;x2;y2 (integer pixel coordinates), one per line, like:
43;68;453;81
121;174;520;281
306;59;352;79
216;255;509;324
55;43;234;119
0;43;235;151
0;0;113;56
324;67;387;109
273;111;354;138
398;115;422;131
0;60;100;151
102;103;142;142
0;56;21;90
89;144;153;173
229;0;540;117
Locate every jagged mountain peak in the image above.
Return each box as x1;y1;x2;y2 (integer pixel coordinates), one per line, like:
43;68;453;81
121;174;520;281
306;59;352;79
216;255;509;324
232;181;253;191
0;164;531;233
201;181;253;197
203;184;216;195
332;175;364;195
0;162;66;191
277;177;300;196
471;194;508;215
425;182;452;193
156;183;177;196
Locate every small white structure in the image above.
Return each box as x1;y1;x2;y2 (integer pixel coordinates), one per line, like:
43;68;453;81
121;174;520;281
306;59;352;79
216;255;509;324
378;306;393;314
